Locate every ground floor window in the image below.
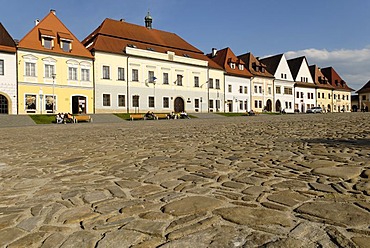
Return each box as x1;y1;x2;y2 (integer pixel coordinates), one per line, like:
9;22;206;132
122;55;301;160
216;100;220;110
195;99;199;108
133;95;139;107
239;100;243;110
45;95;56;112
25;94;36;111
118;95;125;107
149;96;155;108
163;97;169;108
103;94;111;106
209;99;214;109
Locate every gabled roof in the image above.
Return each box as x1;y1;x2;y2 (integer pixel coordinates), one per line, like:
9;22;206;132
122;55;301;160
259;54;283;75
357;80;370;93
237;52;274;78
320;67;353;92
309;65;335;90
287;56;306;81
207;47;252;78
82;18;222;70
0;22;16;53
18;11;93;59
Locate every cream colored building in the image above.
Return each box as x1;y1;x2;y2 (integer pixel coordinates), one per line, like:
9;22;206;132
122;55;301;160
83;15;224;114
17;10;94;115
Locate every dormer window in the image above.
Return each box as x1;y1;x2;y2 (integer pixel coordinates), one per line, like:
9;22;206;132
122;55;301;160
261;67;265;73
255;66;260;72
238;64;244;70
230;63;236;69
39;29;55;49
58;32;73;52
43;37;53;49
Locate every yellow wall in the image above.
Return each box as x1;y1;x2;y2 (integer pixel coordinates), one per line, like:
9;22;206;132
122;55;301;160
316;88;333;113
17;50;94;114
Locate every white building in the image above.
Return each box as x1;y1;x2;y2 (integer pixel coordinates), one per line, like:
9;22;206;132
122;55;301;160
287;56;316;113
260;54;295;113
82;14;224;114
0;23;17;114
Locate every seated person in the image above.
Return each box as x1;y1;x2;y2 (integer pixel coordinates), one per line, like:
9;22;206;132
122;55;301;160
56;113;64;124
64;113;74;123
167;112;176;119
180;111;190;119
144;111;156;119
248;110;255;116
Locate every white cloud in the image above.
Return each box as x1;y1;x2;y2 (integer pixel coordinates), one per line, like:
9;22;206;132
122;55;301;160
284;47;370;91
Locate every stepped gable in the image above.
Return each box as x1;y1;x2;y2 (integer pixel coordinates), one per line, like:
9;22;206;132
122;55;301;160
82;18;222;70
238;52;274;78
259;54;283;75
320;67;353;92
18;11;93;59
0;22;16;53
309;65;335;90
356;80;370;93
207;47;252;77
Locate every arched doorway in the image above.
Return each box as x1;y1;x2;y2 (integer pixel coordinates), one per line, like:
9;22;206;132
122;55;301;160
0;94;9;114
266;99;272;112
72;96;87;114
174;97;184;113
275;100;281;112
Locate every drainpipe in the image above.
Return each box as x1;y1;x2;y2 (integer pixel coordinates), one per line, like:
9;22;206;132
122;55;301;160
15;49;19;115
92;52;96;114
126;55;130;113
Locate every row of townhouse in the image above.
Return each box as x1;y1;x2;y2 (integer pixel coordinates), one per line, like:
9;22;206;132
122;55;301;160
0;10;353;115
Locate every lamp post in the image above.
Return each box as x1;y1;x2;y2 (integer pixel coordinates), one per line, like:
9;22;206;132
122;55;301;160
39;88;43;114
52;73;56;113
200;81;209;113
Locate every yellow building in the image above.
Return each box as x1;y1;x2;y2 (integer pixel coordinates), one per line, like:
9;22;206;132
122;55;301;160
17;10;94;115
310;65;335;112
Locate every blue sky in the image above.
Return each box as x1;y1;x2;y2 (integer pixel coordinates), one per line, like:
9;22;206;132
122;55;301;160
1;0;369;90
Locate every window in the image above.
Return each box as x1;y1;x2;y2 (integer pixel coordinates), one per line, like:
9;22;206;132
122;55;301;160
311;93;314;99
254;85;258;93
62;41;71;52
118;95;125;107
44;64;55;78
259;101;262;108
239;101;243;110
238;64;244;70
216;79;220;89
334;94;336;100
163;97;169;108
308;93;311;99
149;96;155;108
216;100;220;110
300;92;304;98
148;71;155;82
25;62;36;76
118;67;125;81
194;76;199;87
261;67;265;73
45;95;56;112
25;94;37;110
254;100;258;108
328;93;331;99
285;102;289;109
68;67;77;80
284;87;292;95
103;66;110;79
132;69;139;81
346;95;349;101
133;95;139;107
322;93;325;99
230;63;236;69
209;99;214;108
163;73;169;85
268;87;271;95
296;91;300;98
103;94;111;106
276;86;281;94
209;78;214;89
0;60;4;75
244;86;248;94
228;85;232;93
81;68;90;81
177;74;183;86
289;102;292;109
43;38;53;49
259;86;262;94
244;101;248;110
318;93;320;99
239;86;243;93
195;99;199;108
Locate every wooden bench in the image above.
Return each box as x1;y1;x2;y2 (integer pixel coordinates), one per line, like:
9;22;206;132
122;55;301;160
74;115;92;123
155;113;169;120
130;114;144;121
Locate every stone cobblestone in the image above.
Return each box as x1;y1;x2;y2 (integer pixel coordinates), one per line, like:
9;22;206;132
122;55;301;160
0;113;369;247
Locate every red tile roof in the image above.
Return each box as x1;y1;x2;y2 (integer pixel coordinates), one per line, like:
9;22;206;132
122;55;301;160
82;18;222;70
207;47;252;78
320;67;353;92
18;11;93;59
309;65;335;90
0;22;16;53
237;52;274;78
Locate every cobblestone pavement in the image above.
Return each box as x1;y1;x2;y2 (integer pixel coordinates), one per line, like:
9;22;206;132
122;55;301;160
0;113;369;248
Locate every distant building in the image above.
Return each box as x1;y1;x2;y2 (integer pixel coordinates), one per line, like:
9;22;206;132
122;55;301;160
309;65;335;113
321;67;353;112
260;54;295;113
356;80;370;111
0;23;17;114
208;47;252;113
287;57;316;113
238;52;274;112
82;13;224;113
17;10;94;115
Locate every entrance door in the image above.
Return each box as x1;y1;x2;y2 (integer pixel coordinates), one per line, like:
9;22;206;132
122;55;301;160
72;96;86;114
0;94;8;114
174;97;184;113
275;100;281;112
266;99;272;112
228;100;233;112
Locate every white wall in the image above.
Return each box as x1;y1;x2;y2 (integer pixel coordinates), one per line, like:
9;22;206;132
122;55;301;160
225;75;251;112
0;52;17;114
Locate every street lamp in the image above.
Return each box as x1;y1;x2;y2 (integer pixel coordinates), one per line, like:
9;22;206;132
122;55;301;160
39;88;43;114
52;73;56;113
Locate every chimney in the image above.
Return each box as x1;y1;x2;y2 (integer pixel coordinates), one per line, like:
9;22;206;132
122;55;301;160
120;18;125;22
211;48;217;57
35;19;40;26
145;11;153;29
50;9;56;15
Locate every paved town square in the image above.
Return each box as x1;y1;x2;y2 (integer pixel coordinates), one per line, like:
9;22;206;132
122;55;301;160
0;113;369;247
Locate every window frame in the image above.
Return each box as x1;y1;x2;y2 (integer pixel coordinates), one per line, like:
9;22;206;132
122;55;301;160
0;59;4;75
102;94;111;106
102;66;110;79
118;67;125;81
118;95;126;107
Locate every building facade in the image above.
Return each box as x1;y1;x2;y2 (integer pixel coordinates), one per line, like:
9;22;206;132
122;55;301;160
260;54;295;113
17;10;94;115
83;15;224;114
0;23;17;114
356;80;370;111
309;65;335;113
